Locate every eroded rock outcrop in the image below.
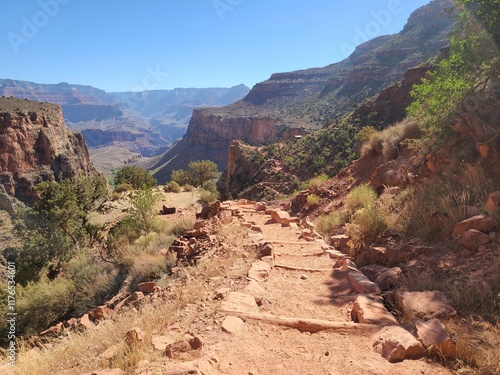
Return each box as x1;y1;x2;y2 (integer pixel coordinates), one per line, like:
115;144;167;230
0;97;95;204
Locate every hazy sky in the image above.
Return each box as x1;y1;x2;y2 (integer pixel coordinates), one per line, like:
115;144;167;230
2;0;433;92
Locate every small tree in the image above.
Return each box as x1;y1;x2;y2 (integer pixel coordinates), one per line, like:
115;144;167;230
129;188;162;233
114;166;157;190
170;160;220;188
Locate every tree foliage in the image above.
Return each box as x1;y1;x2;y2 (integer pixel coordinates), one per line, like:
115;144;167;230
407;0;500;139
129;188;162;233
14;173;108;285
170;160;220;188
114;166;157;190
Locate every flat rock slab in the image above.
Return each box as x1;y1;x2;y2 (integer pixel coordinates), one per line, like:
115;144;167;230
395;290;457;320
373;326;426;363
460;229;490;250
415;318;456;358
351;294;398;325
347;271;382;294
220;292;260;314
248;260;271;282
269;210;290;224
151;334;176;351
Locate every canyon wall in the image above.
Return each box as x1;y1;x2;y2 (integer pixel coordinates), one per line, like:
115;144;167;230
0;97;95;205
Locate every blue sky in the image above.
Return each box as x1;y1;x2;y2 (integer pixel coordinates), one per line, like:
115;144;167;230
2;0;433;92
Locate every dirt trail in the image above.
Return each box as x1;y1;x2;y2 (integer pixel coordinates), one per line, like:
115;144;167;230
201;203;451;375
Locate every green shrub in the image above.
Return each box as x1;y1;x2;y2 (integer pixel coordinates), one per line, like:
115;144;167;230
114;183;133;193
345;184;378;212
111;191;122;201
183;184;195;192
199;189;219;205
346;206;387;247
306;194;320;207
317;212;343;236
164;181;181;193
171;160;220;188
17;277;75;335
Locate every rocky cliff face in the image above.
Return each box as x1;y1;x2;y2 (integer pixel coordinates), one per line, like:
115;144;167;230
152;108;310;183
152;0;454;182
0;97;94;205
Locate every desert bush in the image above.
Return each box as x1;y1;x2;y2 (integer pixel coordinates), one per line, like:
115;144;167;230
16;277;75;335
183;184;195;192
399;167;493;239
346;206;387;247
317;212;343;236
199;189;219;205
309;174;328;190
111;191;122;201
114;183;133;193
169;217;195;237
306;194;320;207
361;119;418;160
164;181;181;193
345;184;378;212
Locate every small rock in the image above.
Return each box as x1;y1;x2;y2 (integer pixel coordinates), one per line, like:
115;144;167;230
300;274;308;280
221;316;245;335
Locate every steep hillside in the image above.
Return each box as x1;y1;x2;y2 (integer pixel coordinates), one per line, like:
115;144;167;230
0;97;95;206
152;0;454;182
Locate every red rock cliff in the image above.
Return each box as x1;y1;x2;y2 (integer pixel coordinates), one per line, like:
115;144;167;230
0;97;95;204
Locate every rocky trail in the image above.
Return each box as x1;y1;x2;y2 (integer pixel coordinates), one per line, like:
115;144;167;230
152;201;453;375
7;200;463;375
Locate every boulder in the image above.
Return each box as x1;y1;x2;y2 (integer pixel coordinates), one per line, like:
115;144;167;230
452;215;494;239
415;318;456;358
485;191;500;211
137;281;158;294
351;294;398;325
340;259;359;272
347;271;382;294
269;210;290;224
395;290;457;320
258;242;274;259
460;229;490;250
372;326;426;362
89;305;114;321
